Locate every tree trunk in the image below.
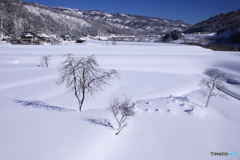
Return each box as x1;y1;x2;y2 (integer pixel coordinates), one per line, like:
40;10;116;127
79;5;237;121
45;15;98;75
116;130;121;135
79;88;85;112
205;90;212;108
75;90;82;112
73;78;82;112
115;127;122;135
45;57;48;67
205;95;210;108
78;69;86;112
70;62;82;111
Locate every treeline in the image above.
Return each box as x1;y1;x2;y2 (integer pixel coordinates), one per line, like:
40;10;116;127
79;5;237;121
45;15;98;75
221;27;240;44
230;28;240;44
184;9;240;33
162;9;240;48
162;30;182;42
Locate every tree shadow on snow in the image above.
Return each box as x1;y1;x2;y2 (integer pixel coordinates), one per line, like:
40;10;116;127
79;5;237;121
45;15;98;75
227;79;240;85
13;99;76;112
84;117;114;129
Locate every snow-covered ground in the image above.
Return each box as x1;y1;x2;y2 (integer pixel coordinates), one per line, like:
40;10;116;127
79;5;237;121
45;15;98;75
0;40;240;160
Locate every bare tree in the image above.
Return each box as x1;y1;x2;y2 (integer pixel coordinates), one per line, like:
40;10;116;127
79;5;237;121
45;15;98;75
40;55;51;68
112;40;117;45
108;94;136;135
56;54;118;112
198;69;228;108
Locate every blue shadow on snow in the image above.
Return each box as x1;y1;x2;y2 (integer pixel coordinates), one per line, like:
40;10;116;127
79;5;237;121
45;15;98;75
85;117;113;129
13;99;76;112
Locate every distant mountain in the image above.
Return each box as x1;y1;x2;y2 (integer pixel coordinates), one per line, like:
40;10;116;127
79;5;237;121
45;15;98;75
184;9;240;33
0;0;191;38
53;7;191;35
183;9;240;45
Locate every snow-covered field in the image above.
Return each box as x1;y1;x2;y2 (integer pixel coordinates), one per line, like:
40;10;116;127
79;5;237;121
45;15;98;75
0;40;240;160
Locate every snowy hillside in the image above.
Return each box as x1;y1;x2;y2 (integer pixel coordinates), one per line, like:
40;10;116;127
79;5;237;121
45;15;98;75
185;9;240;34
0;1;190;38
0;40;240;160
53;7;191;34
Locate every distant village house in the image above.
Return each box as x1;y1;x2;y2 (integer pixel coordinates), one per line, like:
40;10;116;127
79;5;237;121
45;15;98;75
61;34;78;41
20;31;39;44
111;36;135;41
76;38;86;43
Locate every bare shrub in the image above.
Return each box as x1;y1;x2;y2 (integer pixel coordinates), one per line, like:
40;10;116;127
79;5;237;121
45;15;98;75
108;94;136;135
198;69;228;107
40;55;51;67
112;40;117;45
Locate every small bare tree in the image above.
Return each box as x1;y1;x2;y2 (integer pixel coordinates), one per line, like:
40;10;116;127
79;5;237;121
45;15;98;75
108;94;136;135
198;69;228;108
56;54;118;112
112;40;117;45
40;55;51;68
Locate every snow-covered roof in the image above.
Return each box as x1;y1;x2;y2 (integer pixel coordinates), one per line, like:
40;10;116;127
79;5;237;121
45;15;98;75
24;34;34;37
3;36;11;39
77;38;86;41
112;36;135;38
38;33;50;38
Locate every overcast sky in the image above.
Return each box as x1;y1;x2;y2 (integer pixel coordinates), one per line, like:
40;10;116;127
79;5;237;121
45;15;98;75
24;0;240;24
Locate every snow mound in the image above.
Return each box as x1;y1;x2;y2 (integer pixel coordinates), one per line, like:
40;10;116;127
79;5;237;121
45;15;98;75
137;96;206;117
84;41;94;45
0;58;20;64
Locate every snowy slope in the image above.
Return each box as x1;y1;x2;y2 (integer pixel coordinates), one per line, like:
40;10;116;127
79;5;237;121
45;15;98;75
0;41;240;160
51;7;191;34
0;1;190;37
24;5;90;27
